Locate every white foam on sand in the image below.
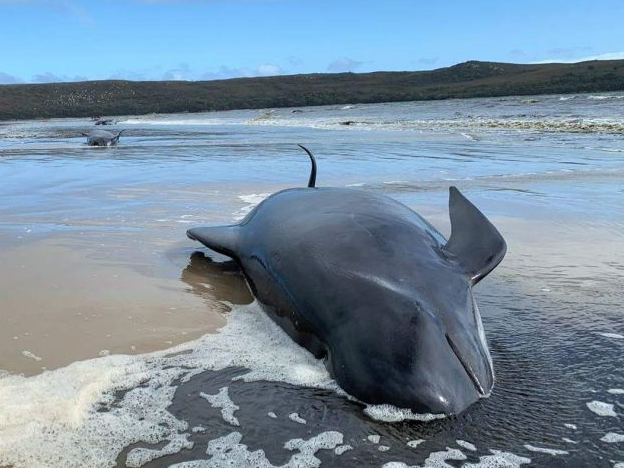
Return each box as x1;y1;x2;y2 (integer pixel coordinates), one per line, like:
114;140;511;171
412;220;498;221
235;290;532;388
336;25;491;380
523;444;569;455
601;433;624;443
364;404;445;422
385;446;531;468
0;302;341;468
21;350;42;361
169;430;344;468
126;433;194;468
200;387;240;426
457;440;477;451
383;447;466;468
334;444;353;455
464;450;532;468
288;413;307;424
587;400;618;417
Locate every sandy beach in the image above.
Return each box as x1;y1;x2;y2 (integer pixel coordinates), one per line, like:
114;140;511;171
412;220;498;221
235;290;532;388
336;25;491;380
1;94;623;467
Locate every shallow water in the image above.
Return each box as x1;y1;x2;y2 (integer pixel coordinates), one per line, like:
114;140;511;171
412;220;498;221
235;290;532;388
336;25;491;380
0;93;623;467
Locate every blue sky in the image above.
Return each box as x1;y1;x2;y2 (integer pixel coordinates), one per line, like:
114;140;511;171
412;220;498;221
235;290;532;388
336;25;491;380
1;0;623;83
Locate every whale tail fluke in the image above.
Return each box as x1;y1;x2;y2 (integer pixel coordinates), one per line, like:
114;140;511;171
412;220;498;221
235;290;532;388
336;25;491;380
297;144;317;188
444;186;506;284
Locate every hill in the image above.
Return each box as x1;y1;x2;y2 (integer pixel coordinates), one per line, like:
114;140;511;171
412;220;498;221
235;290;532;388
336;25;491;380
1;60;623;121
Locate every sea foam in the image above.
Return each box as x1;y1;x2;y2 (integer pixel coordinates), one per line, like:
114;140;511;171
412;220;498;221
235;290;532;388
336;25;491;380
0;301;442;467
0;302;334;467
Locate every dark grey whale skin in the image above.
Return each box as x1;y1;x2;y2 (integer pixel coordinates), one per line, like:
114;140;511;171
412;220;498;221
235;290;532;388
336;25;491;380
84;129;124;146
188;186;506;415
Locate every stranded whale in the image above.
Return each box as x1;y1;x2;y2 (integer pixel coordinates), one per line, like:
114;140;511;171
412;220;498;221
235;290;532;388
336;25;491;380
187;146;507;415
83;129;125;147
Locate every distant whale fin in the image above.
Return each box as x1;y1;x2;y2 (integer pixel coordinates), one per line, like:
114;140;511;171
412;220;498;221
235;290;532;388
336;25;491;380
297;144;317;188
187;226;240;258
444;186;507;284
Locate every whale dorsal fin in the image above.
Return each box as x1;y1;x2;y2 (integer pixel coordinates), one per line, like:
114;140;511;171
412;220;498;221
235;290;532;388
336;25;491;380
187;226;240;258
297;144;317;188
113;129;125;144
444;187;507;284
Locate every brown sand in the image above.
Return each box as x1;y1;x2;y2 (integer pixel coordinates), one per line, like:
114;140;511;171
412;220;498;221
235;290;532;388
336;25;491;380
0;231;252;376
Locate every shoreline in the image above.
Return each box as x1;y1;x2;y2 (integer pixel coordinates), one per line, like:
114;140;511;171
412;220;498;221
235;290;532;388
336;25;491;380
1;190;619;377
1;59;624;121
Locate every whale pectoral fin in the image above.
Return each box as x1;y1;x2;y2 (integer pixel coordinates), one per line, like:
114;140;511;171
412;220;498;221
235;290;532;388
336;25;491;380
187;226;240;259
444;186;507;284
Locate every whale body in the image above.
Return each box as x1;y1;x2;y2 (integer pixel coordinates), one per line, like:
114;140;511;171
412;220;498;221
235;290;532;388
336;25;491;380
187;148;506;415
84;129;124;147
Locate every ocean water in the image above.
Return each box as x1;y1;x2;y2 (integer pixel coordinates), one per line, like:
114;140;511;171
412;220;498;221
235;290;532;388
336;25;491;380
0;92;623;467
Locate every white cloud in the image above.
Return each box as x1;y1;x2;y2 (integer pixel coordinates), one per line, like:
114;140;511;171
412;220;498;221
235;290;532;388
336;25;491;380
533;51;624;64
108;66;165;81
327;57;363;73
0;71;23;84
31;72;64;83
257;64;282;76
200;64;285;80
0;62;287;85
31;72;88;83
162;63;195;80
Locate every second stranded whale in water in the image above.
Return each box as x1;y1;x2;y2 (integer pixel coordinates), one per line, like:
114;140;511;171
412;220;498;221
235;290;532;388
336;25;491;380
187;146;507;415
83;129;125;147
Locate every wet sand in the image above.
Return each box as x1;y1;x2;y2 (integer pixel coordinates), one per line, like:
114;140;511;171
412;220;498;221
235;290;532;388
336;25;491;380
0;228;251;376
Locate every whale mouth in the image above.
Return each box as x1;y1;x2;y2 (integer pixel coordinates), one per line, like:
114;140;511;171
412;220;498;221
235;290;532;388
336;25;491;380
445;334;487;396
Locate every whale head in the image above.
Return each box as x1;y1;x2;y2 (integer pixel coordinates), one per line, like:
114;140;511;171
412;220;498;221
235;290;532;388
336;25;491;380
319;187;505;415
324;269;496;415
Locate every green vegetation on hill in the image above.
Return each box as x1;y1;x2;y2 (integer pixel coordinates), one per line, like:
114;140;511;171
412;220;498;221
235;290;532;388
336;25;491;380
1;60;623;121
